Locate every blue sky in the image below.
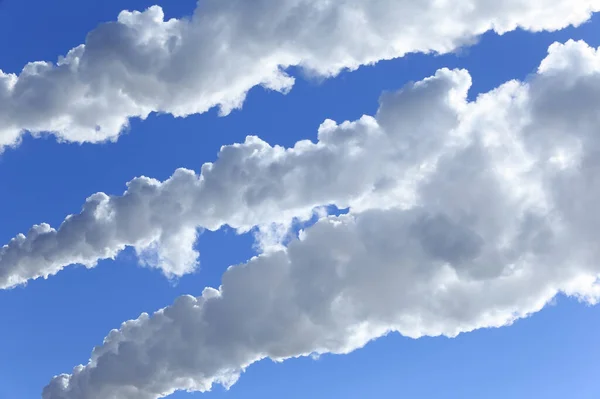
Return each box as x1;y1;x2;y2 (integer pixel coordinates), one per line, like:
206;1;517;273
1;0;600;398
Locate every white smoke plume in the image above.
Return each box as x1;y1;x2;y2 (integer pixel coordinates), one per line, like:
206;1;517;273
40;39;600;398
0;0;598;150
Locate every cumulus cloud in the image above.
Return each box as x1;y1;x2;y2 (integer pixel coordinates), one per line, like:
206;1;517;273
0;63;471;288
4;39;600;290
0;0;598;150
35;39;600;397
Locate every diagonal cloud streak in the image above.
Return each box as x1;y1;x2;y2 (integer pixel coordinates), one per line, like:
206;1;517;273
3;40;600;291
0;0;599;151
0;63;470;288
41;41;600;399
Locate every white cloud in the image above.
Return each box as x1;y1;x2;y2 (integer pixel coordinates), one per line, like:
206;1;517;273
0;0;598;150
0;65;471;288
3;40;600;290
35;39;600;398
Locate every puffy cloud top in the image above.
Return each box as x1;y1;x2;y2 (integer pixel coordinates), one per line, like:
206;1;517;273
32;39;600;398
3;40;600;288
0;0;598;150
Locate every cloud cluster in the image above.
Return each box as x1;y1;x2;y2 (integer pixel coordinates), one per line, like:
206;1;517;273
0;63;471;288
40;39;600;398
3;39;600;288
1;0;598;150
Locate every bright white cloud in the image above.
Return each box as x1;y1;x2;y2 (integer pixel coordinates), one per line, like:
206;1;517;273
36;39;600;398
0;64;469;288
0;0;598;150
3;39;600;289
